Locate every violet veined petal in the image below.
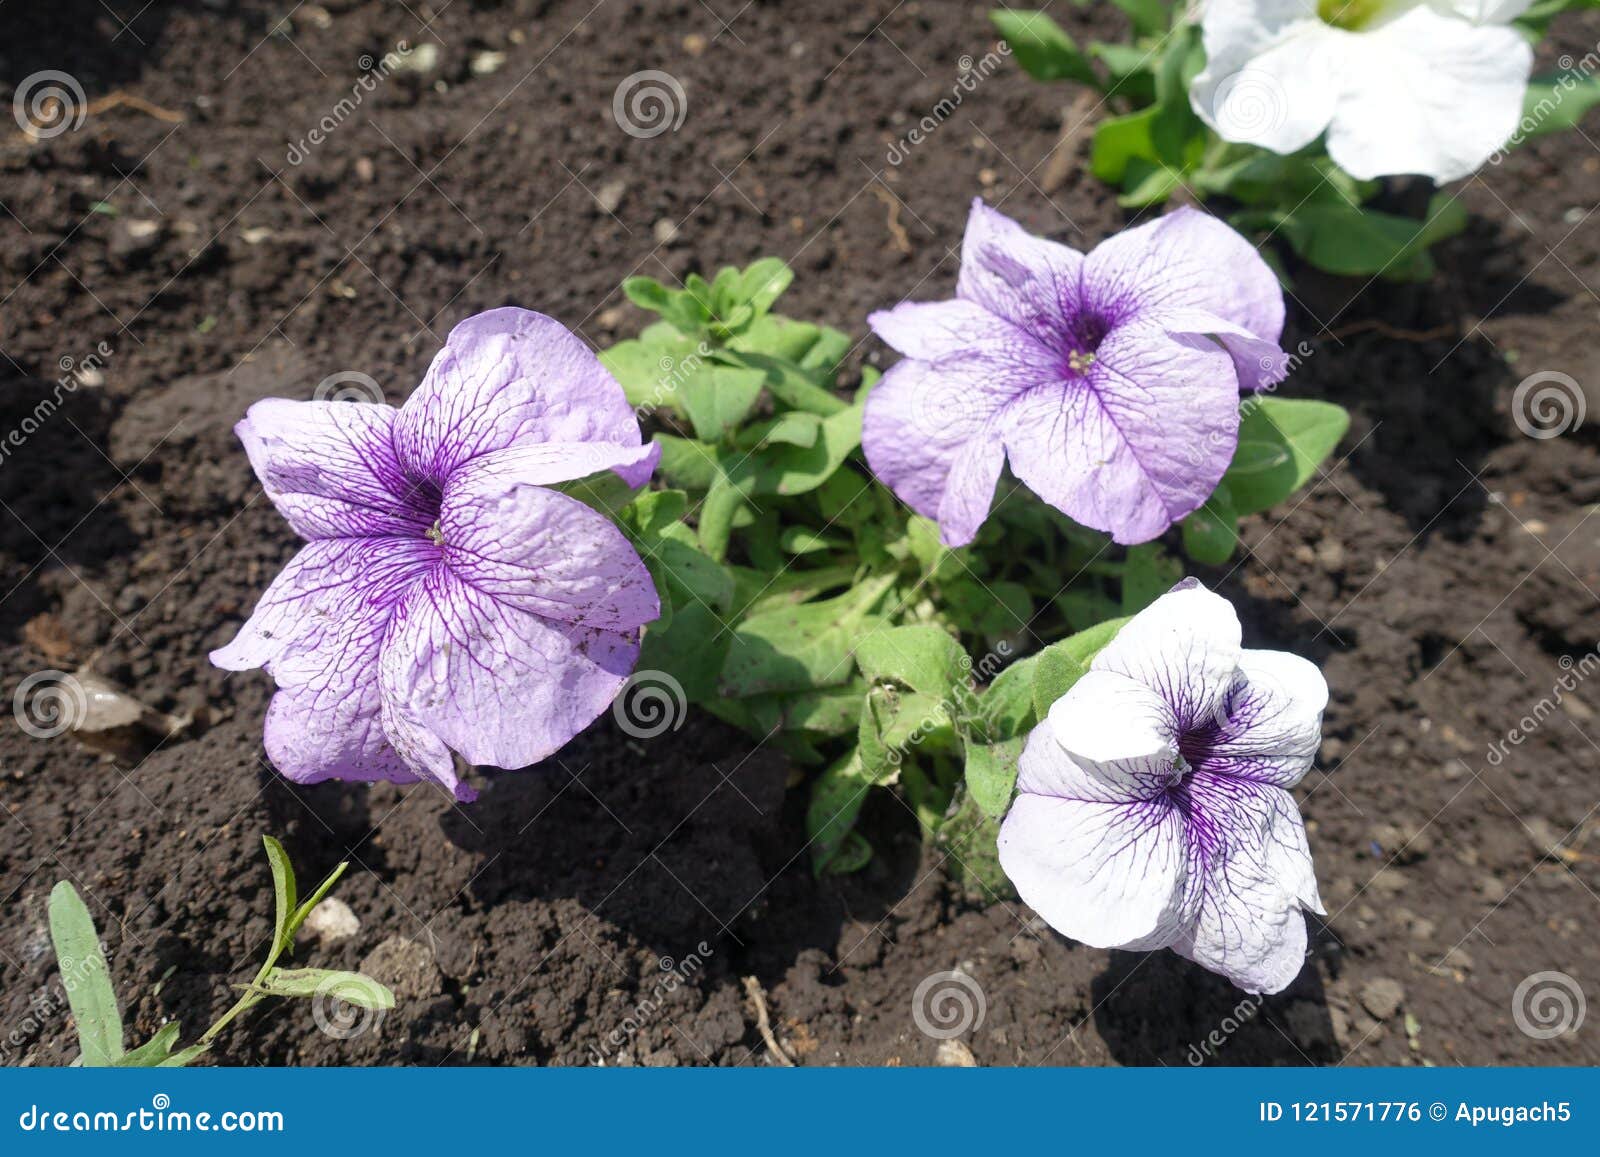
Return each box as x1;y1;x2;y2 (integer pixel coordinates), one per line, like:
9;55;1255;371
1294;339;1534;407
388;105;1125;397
382;566;641;773
378;680;474;802
998;791;1192;950
1033;670;1183;802
1198;648;1329;788
860;356;1013;548
442;439;661;493
395;307;647;484
1171;772;1321;993
439;456;659;631
1083;207;1286;386
998;321;1242;545
210;536;437;788
1092;580;1243;730
234;399;431;539
955;199;1087;345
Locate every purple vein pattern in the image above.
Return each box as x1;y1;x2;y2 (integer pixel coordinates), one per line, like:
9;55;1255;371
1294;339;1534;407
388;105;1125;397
863;200;1287;547
213;308;661;801
999;579;1329;993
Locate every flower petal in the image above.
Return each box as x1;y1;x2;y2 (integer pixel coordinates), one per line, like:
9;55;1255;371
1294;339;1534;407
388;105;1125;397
1092;580;1243;730
1029;670;1183;802
955;199;1087;344
1325;8;1532;182
235;399;428;539
1199;648;1329;787
999;787;1192;950
382;567;640;772
396;307;650;485
998;322;1242;544
1171;773;1321;993
439;454;659;631
1190;15;1342;157
210;537;438;790
860;353;1015;548
1084;207;1287;389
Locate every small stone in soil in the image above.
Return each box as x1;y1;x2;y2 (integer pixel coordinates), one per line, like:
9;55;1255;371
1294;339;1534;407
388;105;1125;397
935;1039;978;1066
1359;977;1405;1021
302;897;360;943
360;936;442;1000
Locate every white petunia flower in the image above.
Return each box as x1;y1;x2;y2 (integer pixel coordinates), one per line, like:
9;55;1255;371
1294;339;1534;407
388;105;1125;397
1190;0;1535;183
997;580;1330;993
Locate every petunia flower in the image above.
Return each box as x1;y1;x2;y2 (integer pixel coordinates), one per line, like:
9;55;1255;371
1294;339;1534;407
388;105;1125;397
1190;0;1534;183
863;200;1286;548
212;308;661;802
998;579;1328;993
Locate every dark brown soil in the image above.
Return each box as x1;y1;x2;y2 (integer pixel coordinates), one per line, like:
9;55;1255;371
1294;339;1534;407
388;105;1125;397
2;1;1598;1067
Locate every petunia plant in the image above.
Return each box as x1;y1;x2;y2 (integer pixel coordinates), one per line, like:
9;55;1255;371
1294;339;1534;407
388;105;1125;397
594;211;1347;884
993;1;1600;281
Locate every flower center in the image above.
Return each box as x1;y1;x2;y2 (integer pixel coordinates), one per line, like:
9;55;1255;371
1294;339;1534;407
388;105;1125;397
1067;349;1096;374
426;519;445;546
1316;0;1388;30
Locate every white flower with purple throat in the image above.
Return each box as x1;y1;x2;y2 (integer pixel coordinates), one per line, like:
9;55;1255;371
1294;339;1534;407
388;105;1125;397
999;579;1329;993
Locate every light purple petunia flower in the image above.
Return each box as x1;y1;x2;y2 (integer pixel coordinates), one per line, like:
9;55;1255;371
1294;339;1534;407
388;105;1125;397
212;308;662;802
998;579;1328;993
864;200;1288;547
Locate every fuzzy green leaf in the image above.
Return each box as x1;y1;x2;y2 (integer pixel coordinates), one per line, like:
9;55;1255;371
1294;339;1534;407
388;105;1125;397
47;882;123;1066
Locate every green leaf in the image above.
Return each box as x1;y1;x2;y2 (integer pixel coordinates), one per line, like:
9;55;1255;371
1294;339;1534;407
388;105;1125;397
965;737;1024;819
262;835;297;961
1182;485;1240;565
47;882;123;1066
807;751;881;874
260;968;395;1010
679;365;766;441
1032;646;1086;719
1224;397;1351;516
991;9;1098;86
1121;543;1182;615
718;349;848;416
737;257;794;316
158;1044;212;1068
939;789;1015;901
720;575;894;697
1258;195;1467;280
1091;107;1160;184
113;1022;182;1067
1108;0;1169;36
640;600;732;703
1519;73;1600;138
975;657;1038;742
855;625;969;698
286;861;348;946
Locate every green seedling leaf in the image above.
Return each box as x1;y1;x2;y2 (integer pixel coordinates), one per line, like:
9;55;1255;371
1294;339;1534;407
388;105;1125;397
114;1022;182;1068
855;624;969;698
261;835;297;962
47;882;123;1066
737;257;795;316
1224;397;1350;516
990;9;1098;86
965;736;1024;819
259;968;395;1010
285;861;348;946
159;1044;213;1068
